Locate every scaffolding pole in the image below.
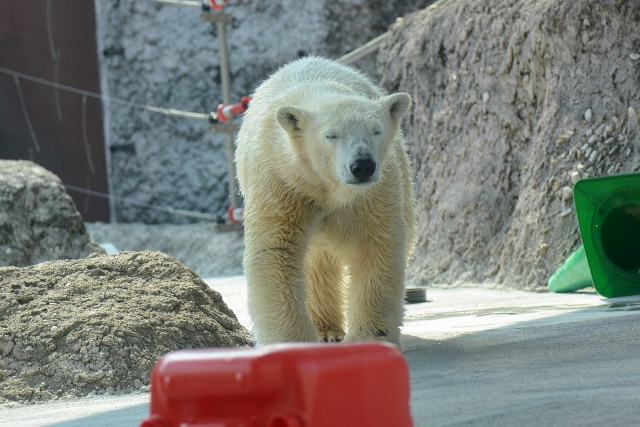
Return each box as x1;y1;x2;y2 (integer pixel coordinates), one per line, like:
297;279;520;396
201;10;239;208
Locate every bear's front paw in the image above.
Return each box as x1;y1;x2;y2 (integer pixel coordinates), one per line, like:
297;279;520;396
319;330;345;343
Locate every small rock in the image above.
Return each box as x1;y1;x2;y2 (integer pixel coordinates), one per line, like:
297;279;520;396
1;342;14;357
585;147;593;159
576;163;585;171
584;108;593;122
539;243;550;255
588;149;598;163
482;91;491;103
629;106;638;126
630;53;640;61
570;171;581;184
575;149;583;160
560;208;573;218
561;186;573;201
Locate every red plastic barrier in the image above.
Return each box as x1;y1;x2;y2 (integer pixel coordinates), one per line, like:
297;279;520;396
140;342;413;427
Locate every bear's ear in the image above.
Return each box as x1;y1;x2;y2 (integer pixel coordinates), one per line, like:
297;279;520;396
380;93;412;122
276;106;309;133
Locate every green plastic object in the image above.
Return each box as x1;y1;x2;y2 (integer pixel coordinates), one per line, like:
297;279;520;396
548;244;593;293
573;173;640;297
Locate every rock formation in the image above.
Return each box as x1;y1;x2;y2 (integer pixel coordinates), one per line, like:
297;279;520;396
378;0;640;289
0;160;103;267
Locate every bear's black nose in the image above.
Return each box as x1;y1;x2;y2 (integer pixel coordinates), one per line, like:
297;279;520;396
350;158;376;181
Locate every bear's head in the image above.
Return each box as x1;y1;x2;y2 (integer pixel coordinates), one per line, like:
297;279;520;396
275;93;411;191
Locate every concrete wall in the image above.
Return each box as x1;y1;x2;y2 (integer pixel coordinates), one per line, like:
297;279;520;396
94;0;432;223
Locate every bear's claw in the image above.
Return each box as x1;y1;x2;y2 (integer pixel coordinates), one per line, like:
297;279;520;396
320;330;345;343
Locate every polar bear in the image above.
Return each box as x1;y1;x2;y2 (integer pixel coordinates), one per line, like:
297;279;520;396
235;56;416;346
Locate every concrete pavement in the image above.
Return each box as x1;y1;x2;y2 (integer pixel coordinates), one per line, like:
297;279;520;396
3;277;640;426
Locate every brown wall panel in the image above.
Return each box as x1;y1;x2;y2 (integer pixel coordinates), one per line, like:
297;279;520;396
0;0;109;222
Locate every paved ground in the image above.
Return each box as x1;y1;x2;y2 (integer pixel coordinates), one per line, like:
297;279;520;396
3;276;640;426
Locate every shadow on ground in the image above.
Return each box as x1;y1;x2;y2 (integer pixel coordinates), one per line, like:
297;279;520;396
403;301;640;427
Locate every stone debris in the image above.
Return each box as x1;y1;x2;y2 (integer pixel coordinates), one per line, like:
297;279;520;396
0;251;254;407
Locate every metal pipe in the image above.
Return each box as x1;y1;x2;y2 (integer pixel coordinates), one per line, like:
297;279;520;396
336;32;389;65
216;14;239;208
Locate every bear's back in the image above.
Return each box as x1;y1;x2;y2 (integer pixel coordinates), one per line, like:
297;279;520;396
252;57;383;103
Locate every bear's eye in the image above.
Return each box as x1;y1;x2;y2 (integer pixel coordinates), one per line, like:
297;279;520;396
373;129;382;136
326;134;339;140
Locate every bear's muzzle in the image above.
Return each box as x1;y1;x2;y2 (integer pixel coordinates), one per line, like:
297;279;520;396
349;157;376;184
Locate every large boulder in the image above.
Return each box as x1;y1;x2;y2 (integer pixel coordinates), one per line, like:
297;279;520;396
378;0;640;289
0;160;103;267
0;251;254;406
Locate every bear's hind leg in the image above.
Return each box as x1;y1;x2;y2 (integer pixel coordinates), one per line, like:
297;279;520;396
305;248;347;342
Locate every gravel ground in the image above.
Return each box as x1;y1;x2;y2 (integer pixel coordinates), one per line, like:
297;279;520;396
85;222;244;278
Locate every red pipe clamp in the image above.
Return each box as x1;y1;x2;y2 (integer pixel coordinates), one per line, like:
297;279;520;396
209;0;227;10
227;206;244;223
216;95;251;122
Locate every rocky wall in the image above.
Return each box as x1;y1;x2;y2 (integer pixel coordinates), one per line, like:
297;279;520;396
378;0;640;289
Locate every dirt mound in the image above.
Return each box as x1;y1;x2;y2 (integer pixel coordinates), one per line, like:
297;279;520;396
0;160;103;267
378;0;640;289
0;251;254;407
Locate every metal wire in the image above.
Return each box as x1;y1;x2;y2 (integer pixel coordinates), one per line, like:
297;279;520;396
0;66;210;121
150;0;203;7
64;184;222;221
13;75;41;152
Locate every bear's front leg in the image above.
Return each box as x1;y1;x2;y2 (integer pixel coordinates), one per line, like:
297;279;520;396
243;213;318;345
305;247;347;342
343;235;407;347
